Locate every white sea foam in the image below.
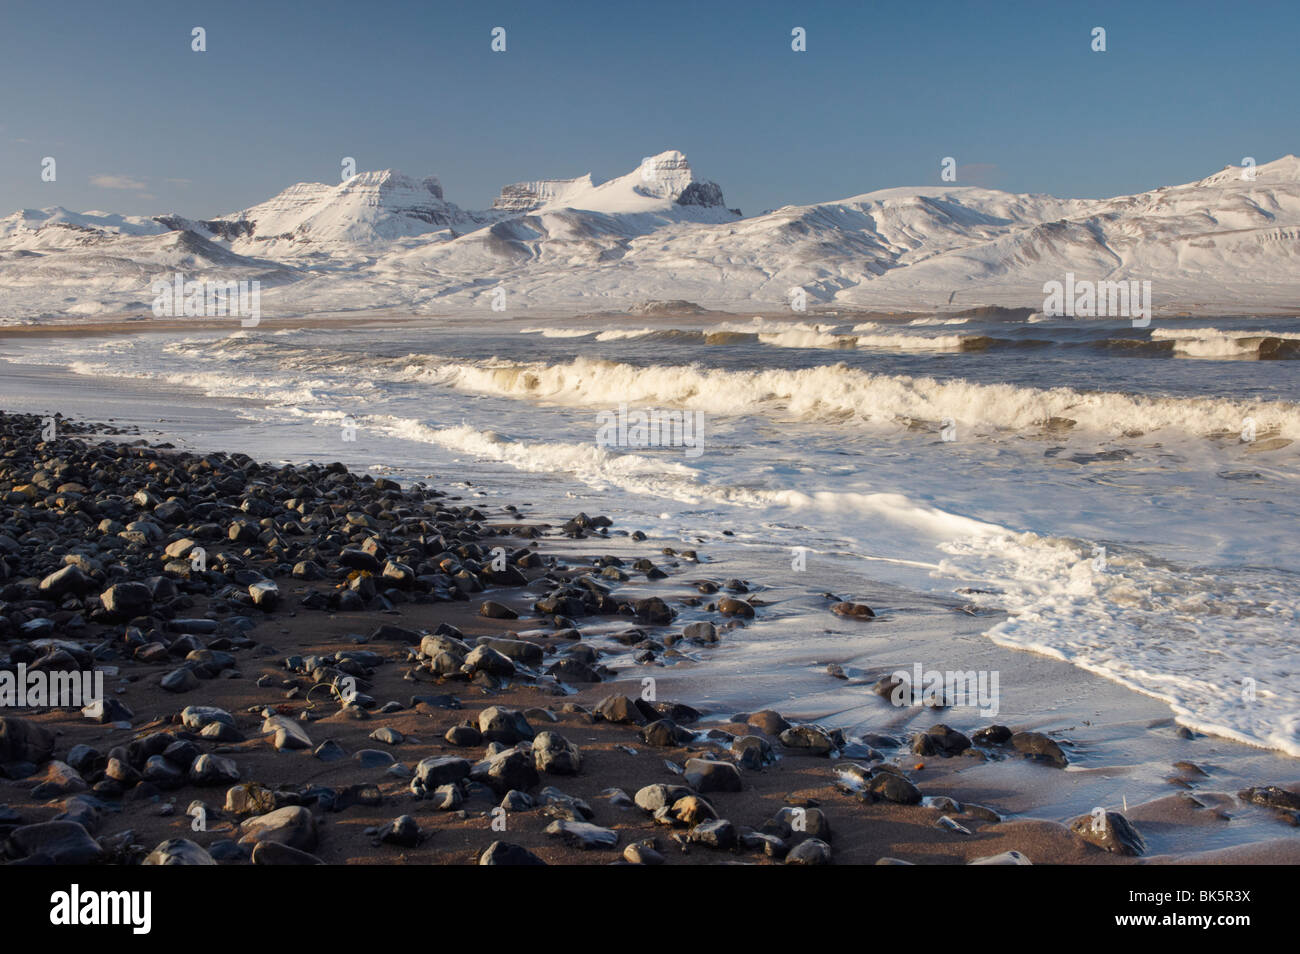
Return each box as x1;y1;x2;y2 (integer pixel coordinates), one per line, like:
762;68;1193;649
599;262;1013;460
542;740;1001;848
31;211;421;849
518;327;594;338
593;328;657;341
1152;326;1300;358
408;354;1300;439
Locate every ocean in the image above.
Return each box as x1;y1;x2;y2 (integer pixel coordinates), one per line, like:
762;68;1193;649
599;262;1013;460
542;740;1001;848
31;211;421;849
2;310;1298;772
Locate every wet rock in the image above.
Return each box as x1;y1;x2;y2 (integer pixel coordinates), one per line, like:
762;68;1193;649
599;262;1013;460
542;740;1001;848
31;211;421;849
594;694;648;725
1010;731;1068;767
479;600;518;620
1070;810;1146;856
972;724;1012;746
463;644;515;677
475;636;543;664
642;719;692;747
143;838;218;865
970;850;1032;865
912;724;972;757
780;724;835;755
682;621;717;642
1238;786;1300;811
716;597;754;618
869;772;923;805
632;597;675;624
747;709;791;735
831;601;874;619
733;735;775;769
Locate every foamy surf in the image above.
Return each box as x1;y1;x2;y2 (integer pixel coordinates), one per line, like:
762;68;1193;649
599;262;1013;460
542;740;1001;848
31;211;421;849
408;354;1300;440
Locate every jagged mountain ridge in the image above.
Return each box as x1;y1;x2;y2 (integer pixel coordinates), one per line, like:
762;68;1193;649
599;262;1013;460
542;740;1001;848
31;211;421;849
1;151;1297;319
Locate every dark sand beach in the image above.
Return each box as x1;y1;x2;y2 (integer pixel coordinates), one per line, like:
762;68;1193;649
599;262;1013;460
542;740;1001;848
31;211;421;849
2;409;1298;868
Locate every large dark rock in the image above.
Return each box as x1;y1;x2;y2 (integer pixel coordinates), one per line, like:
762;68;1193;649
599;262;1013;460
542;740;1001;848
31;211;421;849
684;758;742;793
480;841;547;865
1070;810;1146;856
478;706;534;744
0;717;55;765
532;731;582;775
143;838;218;865
99;582;153;619
238;806;318;852
911;724;972;757
472;750;539;796
1010;731;1068;767
594;694;648;725
8;820;105;864
544;820;618;849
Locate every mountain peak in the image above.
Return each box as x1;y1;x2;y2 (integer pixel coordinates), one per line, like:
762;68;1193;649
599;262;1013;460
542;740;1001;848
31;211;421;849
341;169;445;200
488;150;732;216
1195;154;1300;187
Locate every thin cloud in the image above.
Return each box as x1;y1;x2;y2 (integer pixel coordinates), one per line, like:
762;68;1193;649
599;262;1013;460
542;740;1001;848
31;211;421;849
90;174;149;190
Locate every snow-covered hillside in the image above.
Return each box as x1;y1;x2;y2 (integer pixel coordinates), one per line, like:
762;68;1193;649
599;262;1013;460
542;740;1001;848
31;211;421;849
2;151;1297;320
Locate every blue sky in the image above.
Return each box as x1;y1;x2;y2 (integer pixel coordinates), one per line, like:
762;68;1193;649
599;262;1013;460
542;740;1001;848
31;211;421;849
1;0;1295;219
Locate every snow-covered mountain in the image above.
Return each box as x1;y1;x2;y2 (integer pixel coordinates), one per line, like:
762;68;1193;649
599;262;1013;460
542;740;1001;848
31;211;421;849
2;150;1298;320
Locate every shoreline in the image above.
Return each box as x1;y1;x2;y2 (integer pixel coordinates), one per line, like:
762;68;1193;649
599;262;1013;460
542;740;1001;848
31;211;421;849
1;409;1298;865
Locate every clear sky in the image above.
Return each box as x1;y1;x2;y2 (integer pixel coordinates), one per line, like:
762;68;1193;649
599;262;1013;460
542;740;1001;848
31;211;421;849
1;0;1295;219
